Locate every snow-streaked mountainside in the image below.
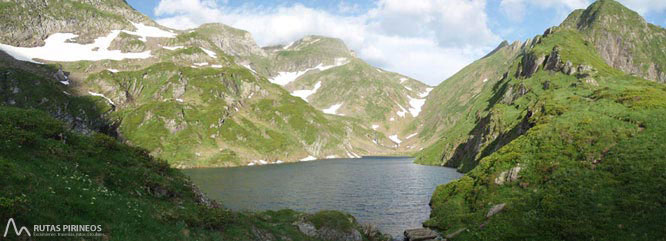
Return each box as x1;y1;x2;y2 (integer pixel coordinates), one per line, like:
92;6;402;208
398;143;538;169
0;0;423;167
236;35;434;150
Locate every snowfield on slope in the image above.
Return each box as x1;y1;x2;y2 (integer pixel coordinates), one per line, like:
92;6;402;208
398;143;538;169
269;58;349;85
407;88;434;117
0;22;175;63
291;81;322;102
389;135;402;144
323;103;344;115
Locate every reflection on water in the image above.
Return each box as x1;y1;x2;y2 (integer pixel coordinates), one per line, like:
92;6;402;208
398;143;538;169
183;157;462;238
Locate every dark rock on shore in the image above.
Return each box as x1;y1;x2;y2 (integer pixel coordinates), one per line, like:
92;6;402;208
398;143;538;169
404;228;438;241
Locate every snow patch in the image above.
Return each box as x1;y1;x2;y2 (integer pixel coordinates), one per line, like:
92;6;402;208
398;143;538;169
240;63;256;73
389;117;395;121
406;133;418;139
0;22;176;63
396;103;409;118
0;32;151;63
400;77;408;83
126;22;176;42
269;58;349;86
419;88;433;98
408;95;426;117
175;98;184;103
404;86;413;91
291;81;322;102
247;162;256;166
200;48;217;58
405;88;433;117
389;135;402;144
162;45;184;51
107;69;119;73
346;151;361;158
300;156;317;162
211;65;222;68
483;78;488;82
325;155;338;159
193;62;208;66
376;68;383;73
88;91;115;106
323;103;343;115
371;124;379;130
283;41;296;50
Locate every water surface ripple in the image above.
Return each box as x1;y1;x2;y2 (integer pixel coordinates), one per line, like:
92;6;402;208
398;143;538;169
183;157;462;238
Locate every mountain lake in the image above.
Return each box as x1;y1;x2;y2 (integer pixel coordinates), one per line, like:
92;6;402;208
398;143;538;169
183;157;462;238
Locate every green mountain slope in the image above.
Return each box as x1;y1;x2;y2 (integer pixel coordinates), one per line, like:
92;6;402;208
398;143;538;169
0;106;390;240
0;0;396;167
257;35;431;149
560;0;666;82
418;0;666;239
413;40;524;170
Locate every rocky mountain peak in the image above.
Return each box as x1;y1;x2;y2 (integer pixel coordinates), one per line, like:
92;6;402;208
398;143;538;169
190;23;266;57
563;0;646;31
560;0;666;82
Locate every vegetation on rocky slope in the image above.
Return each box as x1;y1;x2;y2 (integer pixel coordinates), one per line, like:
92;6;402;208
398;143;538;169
0;106;389;241
419;1;666;239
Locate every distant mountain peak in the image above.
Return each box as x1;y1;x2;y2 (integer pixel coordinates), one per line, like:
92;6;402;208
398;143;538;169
562;0;646;31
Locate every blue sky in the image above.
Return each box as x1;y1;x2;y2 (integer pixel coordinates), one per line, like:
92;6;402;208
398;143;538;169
126;0;666;85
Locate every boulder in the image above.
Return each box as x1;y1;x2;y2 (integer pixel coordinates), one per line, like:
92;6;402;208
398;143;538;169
494;165;522;185
294;219;363;241
486;203;506;218
445;228;467;239
404;228;438;241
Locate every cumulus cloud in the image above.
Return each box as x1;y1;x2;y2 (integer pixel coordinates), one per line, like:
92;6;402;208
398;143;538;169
618;0;666;15
501;0;666;23
500;0;590;22
153;0;501;85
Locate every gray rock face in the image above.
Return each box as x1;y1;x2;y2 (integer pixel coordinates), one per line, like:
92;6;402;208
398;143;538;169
495;165;522;185
192;23;267;57
559;0;666;83
403;228;438;241
518;53;546;78
486;203;506;218
294;220;363;241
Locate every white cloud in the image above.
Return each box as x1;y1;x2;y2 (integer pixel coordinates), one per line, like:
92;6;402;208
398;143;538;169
153;0;500;85
501;0;666;23
617;0;666;15
500;0;590;22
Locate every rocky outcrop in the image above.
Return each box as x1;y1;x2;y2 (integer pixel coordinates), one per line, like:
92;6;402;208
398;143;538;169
486;203;506;218
0;0;156;47
108;32;147;53
403;228;438;241
495;165;522;185
294;220;363;241
190;23;267;57
517;53;546;78
559;0;666;83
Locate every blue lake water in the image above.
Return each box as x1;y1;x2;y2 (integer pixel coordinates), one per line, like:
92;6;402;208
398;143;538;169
183;157;462;238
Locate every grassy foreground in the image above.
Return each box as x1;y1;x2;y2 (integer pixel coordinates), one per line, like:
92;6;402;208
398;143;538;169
0;106;388;240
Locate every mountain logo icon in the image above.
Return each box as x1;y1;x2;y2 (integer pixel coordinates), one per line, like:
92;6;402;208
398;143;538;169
3;218;31;237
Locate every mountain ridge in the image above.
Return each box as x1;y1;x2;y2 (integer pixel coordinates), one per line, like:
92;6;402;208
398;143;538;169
417;0;666;239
